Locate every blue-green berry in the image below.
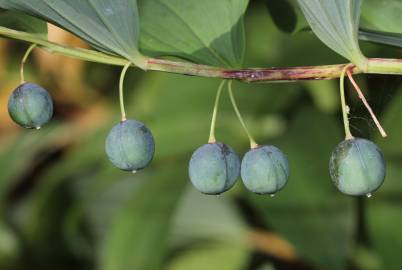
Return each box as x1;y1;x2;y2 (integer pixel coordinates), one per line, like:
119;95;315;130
189;142;240;195
105;119;155;172
329;138;386;196
8;83;53;129
241;145;289;195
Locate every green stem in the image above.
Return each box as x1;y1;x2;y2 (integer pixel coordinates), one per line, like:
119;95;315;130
0;27;402;82
340;64;354;140
208;80;226;143
228;80;258;149
20;43;37;83
119;62;131;121
367;58;402;75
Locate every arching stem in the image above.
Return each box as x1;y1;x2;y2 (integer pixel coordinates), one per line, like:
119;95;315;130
340;65;354;140
228;80;258;149
208;80;226;143
20;43;37;83
119;61;131;121
346;70;387;138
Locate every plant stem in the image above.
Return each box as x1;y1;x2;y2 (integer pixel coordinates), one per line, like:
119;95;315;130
208;80;226;143
20;43;37;83
228;80;258;149
340;65;353;140
1;27;402;83
119;62;131;121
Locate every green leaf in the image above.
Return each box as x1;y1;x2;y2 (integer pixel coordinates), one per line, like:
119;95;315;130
138;0;248;67
170;188;248;247
359;29;402;49
377;85;402;157
265;0;308;34
361;0;402;34
166;243;249;270
100;167;187;270
0;0;146;67
367;201;402;270
0;9;47;37
265;0;298;33
297;0;367;68
303;80;339;113
247;108;355;270
0;124;69;207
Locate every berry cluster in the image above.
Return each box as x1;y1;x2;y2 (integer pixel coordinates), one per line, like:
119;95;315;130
189;142;289;195
7;45;386;198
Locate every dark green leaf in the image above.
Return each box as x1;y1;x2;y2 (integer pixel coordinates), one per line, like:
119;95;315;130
0;0;145;65
0;9;47;37
367;201;402;270
138;0;248;67
265;0;298;33
359;29;402;49
377;86;402;156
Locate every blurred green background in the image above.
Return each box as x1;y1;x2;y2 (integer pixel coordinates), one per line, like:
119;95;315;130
0;1;401;270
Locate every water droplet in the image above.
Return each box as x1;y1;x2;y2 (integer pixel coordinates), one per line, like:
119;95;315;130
270;193;276;198
366;193;372;198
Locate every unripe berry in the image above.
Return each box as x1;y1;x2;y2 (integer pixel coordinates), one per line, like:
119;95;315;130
105;119;155;172
241;145;289;195
8;83;53;129
189;142;240;195
329;138;386;196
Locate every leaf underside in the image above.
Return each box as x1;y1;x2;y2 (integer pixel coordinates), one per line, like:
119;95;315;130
297;0;366;67
138;0;248;68
0;0;142;63
0;9;47;37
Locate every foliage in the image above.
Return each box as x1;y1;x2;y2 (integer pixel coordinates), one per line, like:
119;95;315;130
0;0;401;270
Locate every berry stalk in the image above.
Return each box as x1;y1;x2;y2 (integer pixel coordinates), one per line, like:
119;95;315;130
208;80;226;143
339;65;354;140
119;62;132;121
20;43;37;83
228;80;258;149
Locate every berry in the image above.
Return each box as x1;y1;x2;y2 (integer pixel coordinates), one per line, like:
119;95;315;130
329;138;386;196
8;83;53;129
189;142;240;195
105;119;155;172
241;145;289;195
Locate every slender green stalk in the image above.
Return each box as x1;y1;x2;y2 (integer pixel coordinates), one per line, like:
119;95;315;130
20;43;37;83
119;62;132;121
208;80;226;143
340;65;353;140
228;80;258;149
0;27;402;82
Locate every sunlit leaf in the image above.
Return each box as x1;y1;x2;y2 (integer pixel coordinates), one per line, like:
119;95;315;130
297;0;367;68
100;167;186;270
361;0;402;34
166;243;249;270
138;0;249;67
